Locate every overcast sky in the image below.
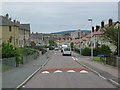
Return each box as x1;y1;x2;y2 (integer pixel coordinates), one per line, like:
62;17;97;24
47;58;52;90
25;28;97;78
2;2;118;33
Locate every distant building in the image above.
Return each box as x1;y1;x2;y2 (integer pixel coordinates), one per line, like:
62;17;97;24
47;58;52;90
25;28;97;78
0;14;31;47
31;32;44;46
70;30;85;39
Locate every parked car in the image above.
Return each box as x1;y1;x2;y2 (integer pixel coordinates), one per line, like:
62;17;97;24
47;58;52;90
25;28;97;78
54;47;59;51
62;47;72;56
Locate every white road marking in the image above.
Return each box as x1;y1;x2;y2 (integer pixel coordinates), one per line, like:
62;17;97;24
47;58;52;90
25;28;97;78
54;70;63;73
67;70;76;72
80;70;88;73
72;57;76;60
22;86;25;88
41;71;50;73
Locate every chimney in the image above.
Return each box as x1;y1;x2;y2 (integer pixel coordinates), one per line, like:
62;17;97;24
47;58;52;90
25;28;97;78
5;13;9;19
16;21;20;24
92;26;94;32
101;21;104;28
109;18;113;26
9;18;12;21
96;25;100;31
13;20;16;23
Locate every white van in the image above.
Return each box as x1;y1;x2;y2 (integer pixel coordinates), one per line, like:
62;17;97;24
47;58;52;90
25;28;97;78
62;47;72;56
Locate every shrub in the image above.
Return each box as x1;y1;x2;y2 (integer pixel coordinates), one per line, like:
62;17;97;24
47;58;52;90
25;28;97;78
2;43;22;64
81;48;91;56
97;45;112;57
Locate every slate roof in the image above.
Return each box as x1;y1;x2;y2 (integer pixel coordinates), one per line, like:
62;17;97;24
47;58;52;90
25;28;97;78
0;16;14;26
0;15;30;31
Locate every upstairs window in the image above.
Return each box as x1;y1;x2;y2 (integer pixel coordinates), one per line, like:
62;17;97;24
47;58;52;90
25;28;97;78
9;26;12;32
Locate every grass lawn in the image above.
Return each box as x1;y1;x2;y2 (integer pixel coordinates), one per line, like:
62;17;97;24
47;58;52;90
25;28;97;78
91;58;102;62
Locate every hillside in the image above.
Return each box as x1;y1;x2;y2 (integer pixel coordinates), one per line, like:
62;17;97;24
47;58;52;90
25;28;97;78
51;30;91;35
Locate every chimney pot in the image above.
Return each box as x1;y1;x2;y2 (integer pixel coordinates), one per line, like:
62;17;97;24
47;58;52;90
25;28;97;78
96;25;100;31
101;21;104;28
5;13;9;19
92;26;94;32
13;20;16;23
109;18;113;26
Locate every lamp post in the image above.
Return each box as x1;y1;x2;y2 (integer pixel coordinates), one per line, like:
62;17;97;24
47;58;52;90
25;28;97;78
118;22;120;56
88;18;93;59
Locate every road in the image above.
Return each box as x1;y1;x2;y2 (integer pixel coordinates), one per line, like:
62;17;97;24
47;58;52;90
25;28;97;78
22;50;116;88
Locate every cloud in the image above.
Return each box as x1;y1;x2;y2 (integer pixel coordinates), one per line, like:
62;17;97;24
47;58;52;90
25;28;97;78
2;2;118;33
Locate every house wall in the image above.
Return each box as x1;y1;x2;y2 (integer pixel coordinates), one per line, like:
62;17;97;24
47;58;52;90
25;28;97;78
1;26;19;47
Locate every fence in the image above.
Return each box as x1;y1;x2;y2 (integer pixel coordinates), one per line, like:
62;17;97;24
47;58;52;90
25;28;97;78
2;52;40;72
22;52;39;64
100;57;120;67
1;57;16;71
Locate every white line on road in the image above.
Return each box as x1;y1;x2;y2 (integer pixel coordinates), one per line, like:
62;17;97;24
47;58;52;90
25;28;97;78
15;58;50;90
72;57;76;61
75;60;120;87
109;79;120;87
76;58;78;60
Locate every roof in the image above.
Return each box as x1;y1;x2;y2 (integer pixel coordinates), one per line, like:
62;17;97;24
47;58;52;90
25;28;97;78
0;16;14;26
0;15;30;31
56;39;71;43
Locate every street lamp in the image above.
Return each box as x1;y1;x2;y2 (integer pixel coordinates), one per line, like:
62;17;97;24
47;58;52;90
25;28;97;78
118;22;120;56
88;18;93;59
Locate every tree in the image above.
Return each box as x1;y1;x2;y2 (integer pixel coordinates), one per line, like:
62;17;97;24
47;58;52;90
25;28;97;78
97;45;112;57
102;25;120;56
64;33;70;36
49;40;57;47
81;48;91;56
2;43;22;64
70;42;74;50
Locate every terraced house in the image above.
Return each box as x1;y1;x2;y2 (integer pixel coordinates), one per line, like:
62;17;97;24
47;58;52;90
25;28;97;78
73;19;119;53
0;14;31;47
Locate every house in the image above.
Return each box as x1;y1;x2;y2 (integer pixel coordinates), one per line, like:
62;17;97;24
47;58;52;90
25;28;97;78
70;30;85;39
77;19;119;53
0;14;19;47
0;14;31;47
31;32;44;46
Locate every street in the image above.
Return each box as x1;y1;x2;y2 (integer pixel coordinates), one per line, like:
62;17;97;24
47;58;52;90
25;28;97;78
22;51;116;88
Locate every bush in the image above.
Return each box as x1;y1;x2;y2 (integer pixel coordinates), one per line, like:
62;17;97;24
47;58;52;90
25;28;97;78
2;43;22;64
93;45;112;57
98;45;112;57
19;48;37;56
81;48;91;56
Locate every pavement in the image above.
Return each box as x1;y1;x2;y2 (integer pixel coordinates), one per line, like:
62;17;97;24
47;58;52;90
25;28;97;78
72;52;119;85
2;51;52;88
22;51;116;88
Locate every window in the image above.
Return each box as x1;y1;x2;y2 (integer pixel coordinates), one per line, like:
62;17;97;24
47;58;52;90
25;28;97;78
9;26;12;32
64;48;70;51
9;36;12;43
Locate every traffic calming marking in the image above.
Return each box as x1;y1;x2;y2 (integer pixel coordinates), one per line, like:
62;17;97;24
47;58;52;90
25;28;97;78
54;70;63;73
40;68;89;74
80;70;88;73
67;70;76;72
41;71;50;73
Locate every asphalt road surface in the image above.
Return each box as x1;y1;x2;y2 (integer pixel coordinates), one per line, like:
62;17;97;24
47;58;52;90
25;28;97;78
23;51;116;88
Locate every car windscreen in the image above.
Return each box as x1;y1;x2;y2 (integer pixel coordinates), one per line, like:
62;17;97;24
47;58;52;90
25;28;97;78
64;48;70;51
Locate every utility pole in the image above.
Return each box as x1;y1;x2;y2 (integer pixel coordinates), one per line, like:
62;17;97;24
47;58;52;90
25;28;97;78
88;18;93;59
